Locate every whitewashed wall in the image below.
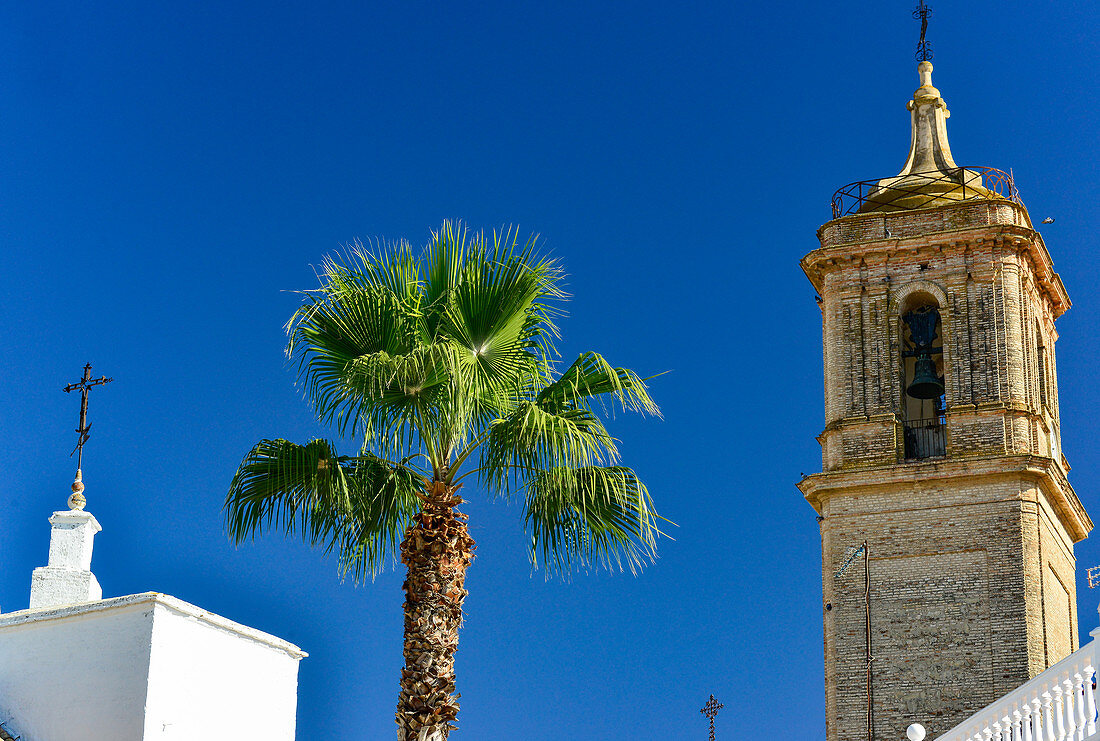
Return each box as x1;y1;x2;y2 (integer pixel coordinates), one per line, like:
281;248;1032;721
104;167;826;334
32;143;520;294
0;593;306;741
144;597;304;739
0;597;152;739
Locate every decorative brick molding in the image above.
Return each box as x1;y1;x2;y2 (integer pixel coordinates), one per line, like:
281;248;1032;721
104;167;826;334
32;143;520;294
891;279;947;310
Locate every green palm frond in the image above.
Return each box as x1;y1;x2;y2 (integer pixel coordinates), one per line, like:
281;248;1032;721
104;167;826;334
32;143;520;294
342;349;483;461
287;278;423;436
341;239;424;304
525;466;661;576
421;220;470;338
434;226;563;415
225;438;425;579
480;401;619;494
538;351;660;417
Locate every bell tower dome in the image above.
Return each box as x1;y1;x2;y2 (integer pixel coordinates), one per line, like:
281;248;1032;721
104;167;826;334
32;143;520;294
798;58;1091;741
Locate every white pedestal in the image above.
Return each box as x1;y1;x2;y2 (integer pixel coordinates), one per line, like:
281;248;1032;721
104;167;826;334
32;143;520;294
28;510;103;609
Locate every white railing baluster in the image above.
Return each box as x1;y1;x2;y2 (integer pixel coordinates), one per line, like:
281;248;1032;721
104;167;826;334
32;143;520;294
996;720;1005;741
1044;691;1057;741
1064;679;1077;741
1015;709;1025;741
1036;697;1048;741
1023;702;1035;741
1069;679;1078;741
1055;685;1067;741
1073;675;1086;741
1085;665;1097;737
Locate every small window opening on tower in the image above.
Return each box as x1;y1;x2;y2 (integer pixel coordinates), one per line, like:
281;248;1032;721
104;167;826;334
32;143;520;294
902;302;946;459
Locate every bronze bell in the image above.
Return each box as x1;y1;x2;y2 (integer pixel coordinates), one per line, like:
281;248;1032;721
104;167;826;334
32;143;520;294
907;355;944;399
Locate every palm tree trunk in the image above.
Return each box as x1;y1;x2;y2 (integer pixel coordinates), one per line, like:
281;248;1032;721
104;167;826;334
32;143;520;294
396;482;475;741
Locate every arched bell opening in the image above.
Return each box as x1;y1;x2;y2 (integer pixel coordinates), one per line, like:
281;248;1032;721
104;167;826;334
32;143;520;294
900;292;946;459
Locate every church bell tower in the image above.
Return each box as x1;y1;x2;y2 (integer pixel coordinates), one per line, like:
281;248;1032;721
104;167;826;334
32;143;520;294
797;52;1092;741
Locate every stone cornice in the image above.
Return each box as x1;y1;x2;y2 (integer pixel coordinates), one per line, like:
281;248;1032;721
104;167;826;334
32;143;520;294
802;201;1070;318
798;454;1092;542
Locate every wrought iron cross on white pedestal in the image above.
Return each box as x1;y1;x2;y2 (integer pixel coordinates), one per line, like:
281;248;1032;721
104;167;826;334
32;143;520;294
63;363;113;510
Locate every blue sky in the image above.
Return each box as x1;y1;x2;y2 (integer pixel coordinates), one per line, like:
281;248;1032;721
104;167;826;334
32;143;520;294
2;2;1098;738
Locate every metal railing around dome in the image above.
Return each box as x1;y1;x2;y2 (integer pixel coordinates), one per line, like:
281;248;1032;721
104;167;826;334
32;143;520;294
830;166;1023;219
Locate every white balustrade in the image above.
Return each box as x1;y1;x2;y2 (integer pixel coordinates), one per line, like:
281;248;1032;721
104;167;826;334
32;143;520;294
935;631;1100;741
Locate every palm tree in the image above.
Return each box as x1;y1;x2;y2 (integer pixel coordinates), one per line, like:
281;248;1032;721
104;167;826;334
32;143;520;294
225;221;662;741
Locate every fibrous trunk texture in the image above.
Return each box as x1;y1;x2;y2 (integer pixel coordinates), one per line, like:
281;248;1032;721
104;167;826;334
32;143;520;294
396;482;475;741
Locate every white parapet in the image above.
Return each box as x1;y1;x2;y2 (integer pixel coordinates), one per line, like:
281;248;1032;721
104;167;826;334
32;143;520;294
0;592;307;741
28;510;103;609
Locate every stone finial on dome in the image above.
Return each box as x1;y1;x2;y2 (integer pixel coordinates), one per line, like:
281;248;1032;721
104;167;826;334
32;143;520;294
897;61;958;177
854;61;997;214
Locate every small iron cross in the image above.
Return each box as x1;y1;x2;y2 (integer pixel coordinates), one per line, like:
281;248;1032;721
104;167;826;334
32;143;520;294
700;695;723;741
64;363;113;471
913;0;933;61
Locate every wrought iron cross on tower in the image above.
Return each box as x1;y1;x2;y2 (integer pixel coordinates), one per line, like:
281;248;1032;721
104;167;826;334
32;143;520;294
913;0;933;61
63;363;113;510
700;694;723;741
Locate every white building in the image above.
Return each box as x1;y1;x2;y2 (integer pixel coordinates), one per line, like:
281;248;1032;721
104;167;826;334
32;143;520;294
0;473;306;741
